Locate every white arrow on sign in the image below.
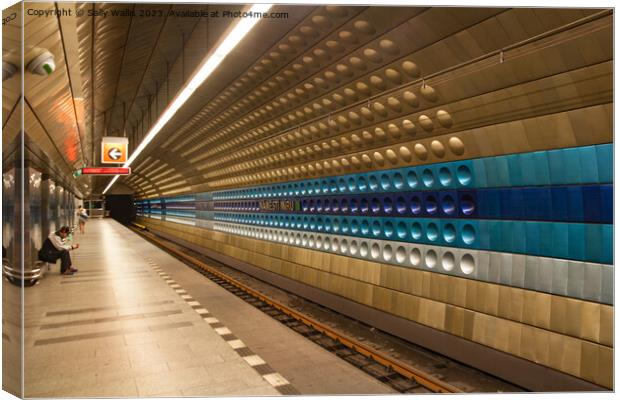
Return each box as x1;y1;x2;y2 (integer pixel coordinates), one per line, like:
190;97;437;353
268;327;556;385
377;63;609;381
108;147;122;160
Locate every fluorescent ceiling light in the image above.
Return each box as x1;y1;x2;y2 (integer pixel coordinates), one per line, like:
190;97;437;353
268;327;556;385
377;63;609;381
103;3;273;195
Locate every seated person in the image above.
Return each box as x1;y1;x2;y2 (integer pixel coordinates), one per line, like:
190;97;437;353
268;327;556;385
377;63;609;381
38;226;79;275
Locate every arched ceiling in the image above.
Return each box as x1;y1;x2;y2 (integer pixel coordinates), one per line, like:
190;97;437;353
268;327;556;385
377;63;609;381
7;4;611;198
118;6;611;198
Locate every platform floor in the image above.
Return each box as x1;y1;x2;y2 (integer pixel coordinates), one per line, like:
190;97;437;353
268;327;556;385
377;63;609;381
22;219;393;397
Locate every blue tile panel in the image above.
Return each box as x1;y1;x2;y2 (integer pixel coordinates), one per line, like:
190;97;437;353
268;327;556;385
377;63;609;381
211;212;612;264
135;195;196;218
209;184;612;224
136;144;613;265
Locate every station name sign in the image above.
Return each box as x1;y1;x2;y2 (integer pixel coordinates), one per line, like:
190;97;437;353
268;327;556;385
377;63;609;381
258;199;300;212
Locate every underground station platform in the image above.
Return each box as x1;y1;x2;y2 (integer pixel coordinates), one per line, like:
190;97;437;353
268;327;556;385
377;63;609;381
2;2;615;398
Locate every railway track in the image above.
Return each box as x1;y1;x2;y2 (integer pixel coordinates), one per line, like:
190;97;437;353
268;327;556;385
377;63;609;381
131;223;462;394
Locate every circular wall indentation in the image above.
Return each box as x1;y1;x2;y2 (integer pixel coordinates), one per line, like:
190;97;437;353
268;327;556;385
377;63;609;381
414;144;428;160
411;222;422;239
370;243;380;259
387;123;401;138
385;68;402;84
443;223;456;243
373;152;385;166
420;85;438;102
461;254;475;274
373;102;387;116
426;223;439;241
386;149;398;165
418;115;434;132
393;173;404;189
442;195;456;215
442;252;455;271
410;196;422;214
361;220;370;235
356;81;371;95
379;39;399;54
410;248;422;266
407;170;418;188
351;201;359;215
462;224;476;244
289;35;308;48
395;246;406;263
360;107;374;121
425;250;437;268
339;30;358;44
384;220;394;237
348;111;361;125
425;195;438;214
387;97;402;112
430;140;445;158
363;48;382;63
438;167;452;186
382;244;393;261
357;176;367;191
371;198;381;214
449;137;465;156
403;91;419;108
395;197;407;215
397;221;407;238
344;88;358;100
401;121;416;137
380;174;391;190
460;194;475;215
371;220;382;237
311;15;332;29
436;110;453;128
350;240;359;255
347;178;356;192
456;165;472;186
353;20;376;35
401;60;420;78
399;146;412;162
370;75;385;89
422;169;434;187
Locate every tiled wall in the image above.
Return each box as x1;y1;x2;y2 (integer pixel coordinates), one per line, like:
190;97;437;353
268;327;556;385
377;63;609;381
135;7;613;389
136;141;613;388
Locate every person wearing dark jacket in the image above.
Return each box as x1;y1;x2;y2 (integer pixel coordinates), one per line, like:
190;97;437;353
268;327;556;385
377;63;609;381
38;226;80;275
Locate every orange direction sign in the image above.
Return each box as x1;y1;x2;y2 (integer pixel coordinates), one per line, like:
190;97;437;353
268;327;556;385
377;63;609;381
101;137;128;164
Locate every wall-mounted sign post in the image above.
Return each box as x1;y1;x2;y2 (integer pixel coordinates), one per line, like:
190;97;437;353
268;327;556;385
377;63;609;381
101;137;128;164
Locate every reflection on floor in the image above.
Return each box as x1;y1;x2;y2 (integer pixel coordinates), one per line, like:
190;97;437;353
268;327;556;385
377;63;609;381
23;219;280;397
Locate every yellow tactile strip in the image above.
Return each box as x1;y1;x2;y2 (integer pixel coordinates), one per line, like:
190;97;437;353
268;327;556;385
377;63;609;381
144;257;300;395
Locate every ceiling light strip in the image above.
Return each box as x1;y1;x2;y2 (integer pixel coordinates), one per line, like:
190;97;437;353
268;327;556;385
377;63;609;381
103;3;273;194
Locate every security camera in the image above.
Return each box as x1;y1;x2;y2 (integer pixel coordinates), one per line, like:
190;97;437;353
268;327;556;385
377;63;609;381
2;60;17;81
27;51;55;76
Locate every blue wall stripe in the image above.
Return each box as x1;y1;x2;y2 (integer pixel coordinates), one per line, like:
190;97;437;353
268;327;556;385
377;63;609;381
208;184;612;224
211;212;612;264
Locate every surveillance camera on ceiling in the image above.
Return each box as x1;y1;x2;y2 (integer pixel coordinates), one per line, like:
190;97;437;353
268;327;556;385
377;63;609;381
27;51;55;76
